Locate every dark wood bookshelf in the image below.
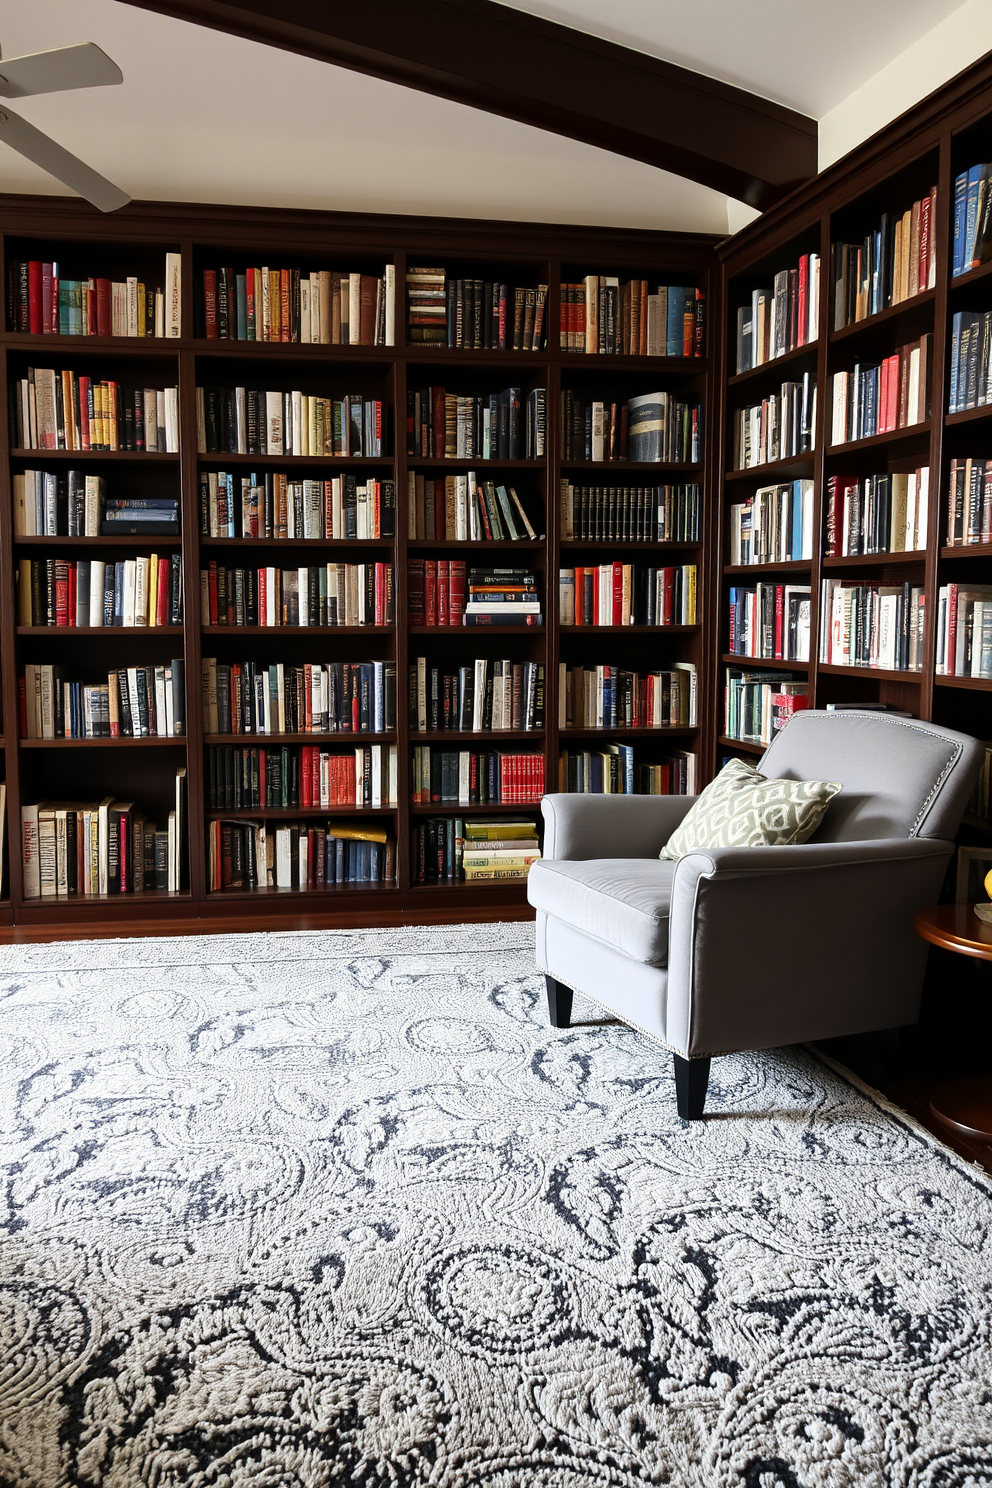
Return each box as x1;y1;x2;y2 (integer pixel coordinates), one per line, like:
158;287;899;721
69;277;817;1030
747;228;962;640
0;196;718;924
828;287;936;343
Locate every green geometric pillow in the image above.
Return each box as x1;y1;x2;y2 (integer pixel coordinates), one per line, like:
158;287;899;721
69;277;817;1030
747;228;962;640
659;757;842;861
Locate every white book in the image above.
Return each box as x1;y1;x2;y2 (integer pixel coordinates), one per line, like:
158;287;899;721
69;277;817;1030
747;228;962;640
164;387;179;452
275;827;292;888
134;557;149;626
21;805;40;898
591;401;605;462
292;389;303;455
123;560;137;628
166;252;182;337
300;277;311;343
265;390;283;455
235;386;247;454
385;264;395;346
154;291;165;337
88;560;105;627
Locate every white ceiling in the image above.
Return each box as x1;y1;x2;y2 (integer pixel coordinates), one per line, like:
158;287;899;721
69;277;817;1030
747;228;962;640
0;0;975;235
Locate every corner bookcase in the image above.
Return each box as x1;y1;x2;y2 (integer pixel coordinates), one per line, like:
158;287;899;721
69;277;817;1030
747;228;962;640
0;196;719;928
712;52;992;849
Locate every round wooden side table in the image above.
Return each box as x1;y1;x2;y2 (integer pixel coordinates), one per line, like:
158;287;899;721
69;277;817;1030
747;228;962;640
914;904;992;1143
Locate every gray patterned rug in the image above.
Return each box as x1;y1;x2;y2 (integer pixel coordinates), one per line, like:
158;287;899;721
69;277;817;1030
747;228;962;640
1;922;991;1487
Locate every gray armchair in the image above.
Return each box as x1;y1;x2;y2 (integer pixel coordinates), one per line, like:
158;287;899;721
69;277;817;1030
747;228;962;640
527;710;984;1119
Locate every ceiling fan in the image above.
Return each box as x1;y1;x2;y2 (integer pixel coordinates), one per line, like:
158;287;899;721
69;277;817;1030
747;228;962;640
0;42;129;212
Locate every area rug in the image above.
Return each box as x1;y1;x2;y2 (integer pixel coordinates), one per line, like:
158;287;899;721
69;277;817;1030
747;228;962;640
1;922;991;1487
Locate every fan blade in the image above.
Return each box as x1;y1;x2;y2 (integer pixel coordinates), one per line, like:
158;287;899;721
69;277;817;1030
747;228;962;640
0;43;123;99
0;106;129;212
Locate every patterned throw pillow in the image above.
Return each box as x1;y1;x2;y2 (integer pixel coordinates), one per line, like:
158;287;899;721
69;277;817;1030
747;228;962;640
659;757;842;860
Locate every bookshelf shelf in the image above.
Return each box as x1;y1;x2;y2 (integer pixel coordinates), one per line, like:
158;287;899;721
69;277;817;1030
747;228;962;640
563;540;702;551
821;551;927;567
413;729;543;742
727;342;817;386
410;879;534;893
717;735;765;754
825;422;930;457
941;544;992;559
557;354;706;374
933;675;992;691
17;626;185;636
944;406;992;427
204;882;399;901
201;625;393;636
205;806;398;820
197;453;394;467
407;459;544;471
724;454;815;482
20;737;187;748
561;461;702;474
949;260;992;291
406;539;544;550
829;288;936;343
408;625;545;636
561;624;699;634
14;535;182;548
721;654;809;670
723;560;811;575
203;732;396;744
200;537;395;549
10;449;179;463
560;725;697;737
410;802;543;815
817;663;923;682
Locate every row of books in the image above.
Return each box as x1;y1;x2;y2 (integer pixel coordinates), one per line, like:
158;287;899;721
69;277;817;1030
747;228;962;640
196;387;385;458
727;584;811;662
829;335;930;445
14;371;179;452
21;660;186;739
208;819;394;892
559;279;704;357
948;312;992;413
9;254;181;337
733;375;816;468
200;472;395;541
824;469;929;556
820;578;925;671
935;584;992;678
558;662;697;729
558;747;695;795
17;555;182;629
735;255;820;373
13;472;177;537
201;266;394;345
406;387;545;461
412;817;539;883
728;481;814;566
408;559;467;627
201;659;397;736
561;391;701;464
559;564;697;627
406;473;538;542
559;481;700;543
946;458;992;546
832;188;937;328
724;669;807;747
953;164;992;276
409;657;545;733
405;268;547;350
199;563;393;628
408;565;541;628
21;770;186;897
411;748;545;805
207;744;398;810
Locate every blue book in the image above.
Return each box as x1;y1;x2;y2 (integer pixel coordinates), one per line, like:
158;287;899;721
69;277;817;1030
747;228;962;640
666;288;684;357
236;274;248;340
950;311;963;412
953;170;968;276
791;482;804;560
965;165;984;272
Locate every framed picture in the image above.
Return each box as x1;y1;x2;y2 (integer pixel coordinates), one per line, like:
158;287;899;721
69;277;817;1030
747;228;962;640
955;846;992;904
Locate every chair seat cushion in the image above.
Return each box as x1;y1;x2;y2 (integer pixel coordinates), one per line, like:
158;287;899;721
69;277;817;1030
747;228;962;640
527;857;676;966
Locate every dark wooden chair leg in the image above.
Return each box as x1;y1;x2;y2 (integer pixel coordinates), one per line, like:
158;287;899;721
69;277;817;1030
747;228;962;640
546;976;573;1028
674;1053;710;1120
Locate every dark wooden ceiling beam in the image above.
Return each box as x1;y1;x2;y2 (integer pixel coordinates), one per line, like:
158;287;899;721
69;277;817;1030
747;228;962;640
118;0;817;209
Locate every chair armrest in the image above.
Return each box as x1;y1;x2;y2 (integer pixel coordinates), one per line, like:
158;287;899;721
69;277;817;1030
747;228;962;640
541;792;697;861
666;836;953;1057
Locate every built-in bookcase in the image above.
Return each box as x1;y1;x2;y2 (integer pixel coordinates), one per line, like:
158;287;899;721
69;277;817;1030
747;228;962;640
714;56;992;853
0;202;718;927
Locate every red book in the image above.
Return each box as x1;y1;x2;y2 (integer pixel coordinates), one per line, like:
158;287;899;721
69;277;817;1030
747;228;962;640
67;565;77;626
203;269;218;338
374;561;386;626
407;560;425;625
797;256;808;345
28;260;42;334
449;560;467;625
424;560;437;626
437;559;450;626
55;561;69;626
432;386;446;459
774;585;785;657
303;746;313;808
95;278;112;338
42;263;55;332
920;193;932;286
156;562;168;627
246;271;256;337
280;269;291;342
661;568;673;626
612;563;623;626
208;561;219;626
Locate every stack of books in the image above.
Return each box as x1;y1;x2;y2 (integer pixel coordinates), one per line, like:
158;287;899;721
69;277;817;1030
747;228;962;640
948;312;992;413
201;264;394;344
735;254;820;371
202;659;397;735
559;481;700;542
22;660;186;739
196;387;385;458
407;386;545;460
22;769;186;897
559;564;696;627
406;266;447;344
729;481;813;565
945;458;992;545
559;279;704;356
411;749;545;805
207;819;394;891
733;375;816;468
409;657;544;732
829;335;930;444
407;472;538;541
832;188;937;326
727;584;811;661
207;743;398;809
200;562;393;628
200;472;394;540
17;555;182;628
103;496;179;537
561;391;701;463
824;469;929;556
461;819;541;880
935;583;992;677
13;371;179;451
725;669;808;746
8;253;181;337
819;578;926;670
953;164;992;275
559;662;696;729
465;567;541;627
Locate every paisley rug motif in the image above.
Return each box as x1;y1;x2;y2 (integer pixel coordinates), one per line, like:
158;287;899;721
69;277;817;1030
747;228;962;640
0;921;990;1487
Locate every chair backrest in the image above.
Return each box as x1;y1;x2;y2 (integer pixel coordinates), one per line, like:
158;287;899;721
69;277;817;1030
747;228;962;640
759;710;985;842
